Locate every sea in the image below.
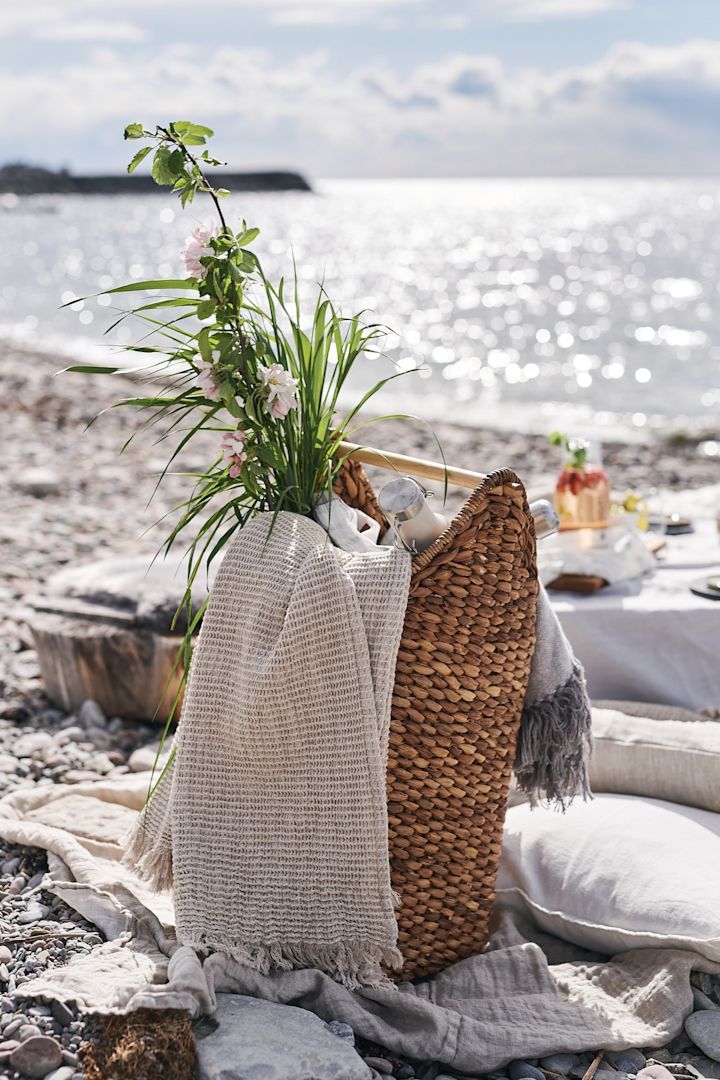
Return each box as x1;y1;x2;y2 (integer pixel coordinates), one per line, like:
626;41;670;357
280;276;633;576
2;177;720;438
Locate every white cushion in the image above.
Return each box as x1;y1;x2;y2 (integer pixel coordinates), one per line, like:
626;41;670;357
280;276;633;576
590;706;720;814
496;794;720;960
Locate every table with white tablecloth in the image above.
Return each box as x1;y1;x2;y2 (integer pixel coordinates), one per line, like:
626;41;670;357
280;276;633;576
545;515;720;710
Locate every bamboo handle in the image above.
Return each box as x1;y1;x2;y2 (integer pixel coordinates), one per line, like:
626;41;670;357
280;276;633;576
335;440;486;491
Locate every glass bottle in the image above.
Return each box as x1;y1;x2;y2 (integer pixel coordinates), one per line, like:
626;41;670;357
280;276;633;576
554;438;610;529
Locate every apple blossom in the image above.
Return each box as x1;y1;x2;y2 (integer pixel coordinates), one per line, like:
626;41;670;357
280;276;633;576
182;223;215;278
258;362;299;421
221;430;247;479
196;358;221;401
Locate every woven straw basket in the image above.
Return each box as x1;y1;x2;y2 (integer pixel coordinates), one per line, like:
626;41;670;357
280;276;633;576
335;458;539;979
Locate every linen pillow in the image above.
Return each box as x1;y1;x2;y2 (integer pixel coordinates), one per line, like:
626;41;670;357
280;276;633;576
590;705;720;814
496;794;720;960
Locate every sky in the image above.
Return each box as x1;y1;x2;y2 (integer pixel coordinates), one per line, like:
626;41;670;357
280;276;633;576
2;0;720;178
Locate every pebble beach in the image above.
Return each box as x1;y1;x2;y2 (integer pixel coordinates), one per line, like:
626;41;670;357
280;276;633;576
2;342;720;1079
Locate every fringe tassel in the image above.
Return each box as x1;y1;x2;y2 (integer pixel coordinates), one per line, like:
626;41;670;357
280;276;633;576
123;816;174;893
185;934;402;990
514;661;593;808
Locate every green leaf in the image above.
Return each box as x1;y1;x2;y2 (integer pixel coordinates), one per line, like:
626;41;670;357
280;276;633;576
127;145;152;174
236;226;260;247
196;298;217;320
124;122;144;140
152;145;181;186
101;279;198;295
168;148;185;175
197;326;212;364
172;121;214;139
61;364;124;374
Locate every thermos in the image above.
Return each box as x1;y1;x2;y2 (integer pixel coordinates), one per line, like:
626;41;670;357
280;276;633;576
378;477;559;555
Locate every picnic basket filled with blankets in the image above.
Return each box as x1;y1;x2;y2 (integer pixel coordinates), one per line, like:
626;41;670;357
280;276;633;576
128;447;591;987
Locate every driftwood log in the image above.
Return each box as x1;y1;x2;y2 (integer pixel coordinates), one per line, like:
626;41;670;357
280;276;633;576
29;599;185;722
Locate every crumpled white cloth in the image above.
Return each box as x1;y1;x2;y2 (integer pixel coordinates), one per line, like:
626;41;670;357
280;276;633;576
2;775;719;1073
538;524;655;587
312;492;382;553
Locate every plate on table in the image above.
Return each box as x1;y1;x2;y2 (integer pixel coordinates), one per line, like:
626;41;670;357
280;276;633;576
689;575;720;601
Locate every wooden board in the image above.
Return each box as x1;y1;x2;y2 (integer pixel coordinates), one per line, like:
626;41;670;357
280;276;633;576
547;573;607;595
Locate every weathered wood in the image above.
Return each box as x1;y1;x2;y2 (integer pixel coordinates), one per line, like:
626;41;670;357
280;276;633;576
30;611;185;722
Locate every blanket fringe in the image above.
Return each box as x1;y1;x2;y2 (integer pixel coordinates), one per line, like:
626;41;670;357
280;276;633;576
186;934;402;990
514;661;592;808
123;816;174;893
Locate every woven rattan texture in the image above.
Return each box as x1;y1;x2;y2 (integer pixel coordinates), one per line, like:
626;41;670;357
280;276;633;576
335;460;539;978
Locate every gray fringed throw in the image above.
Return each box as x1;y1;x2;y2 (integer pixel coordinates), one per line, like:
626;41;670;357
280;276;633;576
515;584;593;805
127;508;591;987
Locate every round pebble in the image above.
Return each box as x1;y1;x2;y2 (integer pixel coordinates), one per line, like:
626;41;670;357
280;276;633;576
607;1050;647;1074
44;1067;76;1080
9;1034;63;1078
364;1057;393;1075
0;946;11;965
509;1063;546;1080
540;1053;582;1074
686;1009;720;1063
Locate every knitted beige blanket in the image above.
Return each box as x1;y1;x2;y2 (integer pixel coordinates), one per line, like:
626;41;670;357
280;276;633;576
126;511;411;988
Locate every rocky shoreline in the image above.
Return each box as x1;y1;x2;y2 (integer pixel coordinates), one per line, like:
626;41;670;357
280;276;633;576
2;343;720;1078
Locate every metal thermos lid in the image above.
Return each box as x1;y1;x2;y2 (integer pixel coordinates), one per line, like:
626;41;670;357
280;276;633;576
378;476;425;522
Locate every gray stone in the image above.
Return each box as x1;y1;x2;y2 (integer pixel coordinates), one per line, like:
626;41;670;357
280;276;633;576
694;988;720;1013
509;1064;546;1080
63;770;102;784
15;469;61;497
540;1054;582;1075
327;1021;355;1043
0;754;18;773
0;946;12;965
78;700;106;730
128;744;169;773
53;728;83;746
678;1052;720;1078
4;1018;26;1037
13;733;54;758
18;903;50;924
18;1023;42;1040
606;1050;646;1074
194;994;371;1080
364;1059;393;1075
686;1010;720;1062
50;1001;73;1028
9;1034;63;1078
45;1068;75;1080
26;871;45;890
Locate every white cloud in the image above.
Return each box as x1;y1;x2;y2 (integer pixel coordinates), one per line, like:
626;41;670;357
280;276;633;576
38;19;146;42
501;0;630;19
1;38;719;176
0;0;635;34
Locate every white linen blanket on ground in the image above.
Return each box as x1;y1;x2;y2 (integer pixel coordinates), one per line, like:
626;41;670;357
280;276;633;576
1;775;719;1074
126;510;412;989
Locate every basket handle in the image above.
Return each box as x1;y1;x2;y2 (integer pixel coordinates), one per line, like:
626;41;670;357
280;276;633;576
334;440;486;492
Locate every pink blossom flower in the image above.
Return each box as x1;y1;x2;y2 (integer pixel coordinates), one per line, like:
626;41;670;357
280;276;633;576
221;430;247;479
181;223;215;278
196;358;221;402
258;362;298;420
